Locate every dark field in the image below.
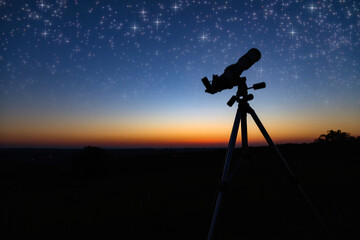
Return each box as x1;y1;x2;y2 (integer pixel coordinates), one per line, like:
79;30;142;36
0;144;359;239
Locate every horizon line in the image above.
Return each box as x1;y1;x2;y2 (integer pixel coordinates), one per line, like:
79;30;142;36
0;141;313;149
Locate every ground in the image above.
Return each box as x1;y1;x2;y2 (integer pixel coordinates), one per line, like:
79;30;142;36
0;144;359;239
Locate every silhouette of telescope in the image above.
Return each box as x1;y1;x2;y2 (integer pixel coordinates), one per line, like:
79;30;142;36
202;48;261;94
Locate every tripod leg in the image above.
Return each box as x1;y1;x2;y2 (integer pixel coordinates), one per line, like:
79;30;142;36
207;106;242;240
247;107;295;176
241;110;248;148
228;111;249;181
247;106;335;240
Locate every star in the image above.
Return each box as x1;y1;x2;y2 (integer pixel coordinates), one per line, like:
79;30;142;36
41;30;49;37
257;65;264;77
199;32;208;42
154;18;161;29
39;1;46;10
308;4;317;13
289;29;296;36
140;8;147;16
172;3;180;12
131;23;138;33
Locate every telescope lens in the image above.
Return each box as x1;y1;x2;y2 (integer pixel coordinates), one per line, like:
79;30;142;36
235;48;261;71
246;48;261;64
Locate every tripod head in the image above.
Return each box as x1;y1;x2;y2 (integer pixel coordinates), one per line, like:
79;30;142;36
226;77;266;107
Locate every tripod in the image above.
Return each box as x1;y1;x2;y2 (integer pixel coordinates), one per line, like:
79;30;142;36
206;78;334;240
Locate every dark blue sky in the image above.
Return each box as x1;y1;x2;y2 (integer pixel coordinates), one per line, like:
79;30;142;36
1;0;359;147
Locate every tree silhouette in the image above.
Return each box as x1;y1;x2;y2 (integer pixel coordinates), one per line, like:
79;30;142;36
314;130;356;144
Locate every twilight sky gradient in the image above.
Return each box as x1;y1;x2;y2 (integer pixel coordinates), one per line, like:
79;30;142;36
1;0;359;147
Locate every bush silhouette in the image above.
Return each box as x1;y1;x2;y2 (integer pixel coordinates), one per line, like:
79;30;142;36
71;146;109;178
314;130;358;144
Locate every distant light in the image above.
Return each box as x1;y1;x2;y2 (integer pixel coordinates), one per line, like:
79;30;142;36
154;18;161;29
200;33;207;41
39;1;45;9
289;29;296;36
140;8;147;16
41;31;49;37
131;23;138;32
308;4;317;13
172;3;180;12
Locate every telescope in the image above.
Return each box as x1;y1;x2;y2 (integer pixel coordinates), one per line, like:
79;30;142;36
202;48;262;94
203;48;333;240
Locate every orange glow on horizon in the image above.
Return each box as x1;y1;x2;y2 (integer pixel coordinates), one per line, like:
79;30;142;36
0;120;317;148
1;106;359;148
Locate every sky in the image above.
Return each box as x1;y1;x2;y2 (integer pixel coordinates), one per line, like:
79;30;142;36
0;0;359;147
